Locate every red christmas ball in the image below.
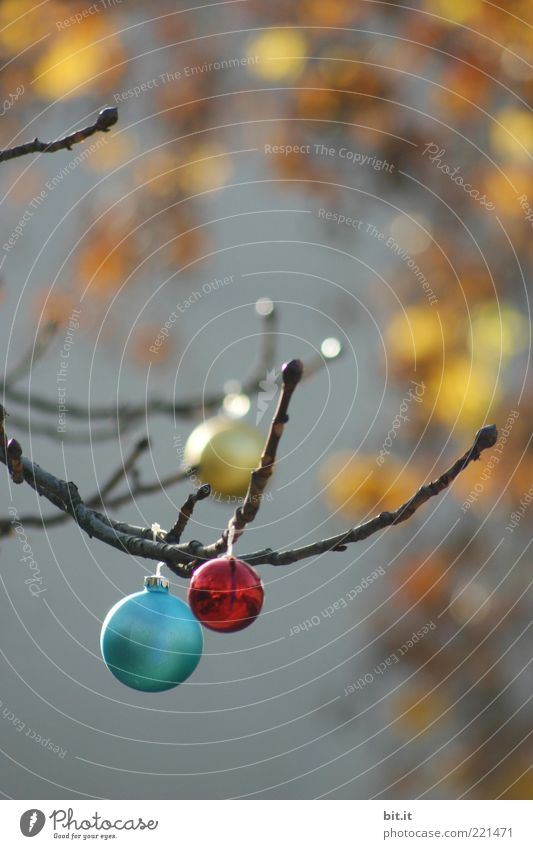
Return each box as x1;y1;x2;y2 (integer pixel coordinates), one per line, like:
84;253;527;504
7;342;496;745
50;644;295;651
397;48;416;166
188;557;264;632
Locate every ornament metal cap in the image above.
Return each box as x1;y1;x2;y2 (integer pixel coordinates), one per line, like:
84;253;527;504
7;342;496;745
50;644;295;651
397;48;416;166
144;574;170;591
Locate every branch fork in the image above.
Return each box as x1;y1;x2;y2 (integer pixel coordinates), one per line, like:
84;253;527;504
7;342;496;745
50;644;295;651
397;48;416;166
0;368;499;580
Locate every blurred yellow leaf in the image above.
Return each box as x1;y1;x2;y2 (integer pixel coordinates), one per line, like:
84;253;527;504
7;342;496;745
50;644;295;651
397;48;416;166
393;686;448;733
301;0;357;26
395;553;451;606
430;357;500;429
87;133;136;172
491;108;533;161
316;46;361;87
425;0;484;26
176;144;233;194
77;231;128;295
128;324;176;368
386;305;459;371
0;0;50;50
470;301;528;363
33;22;123;99
482;166;533;219
248;30;308;81
320;453;420;519
32;287;78;325
136;150;181;196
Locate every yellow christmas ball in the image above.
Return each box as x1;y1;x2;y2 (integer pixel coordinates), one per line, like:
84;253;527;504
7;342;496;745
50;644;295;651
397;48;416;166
184;417;264;498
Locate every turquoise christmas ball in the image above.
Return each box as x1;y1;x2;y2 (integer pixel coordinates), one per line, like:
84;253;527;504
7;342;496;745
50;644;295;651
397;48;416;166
100;577;203;692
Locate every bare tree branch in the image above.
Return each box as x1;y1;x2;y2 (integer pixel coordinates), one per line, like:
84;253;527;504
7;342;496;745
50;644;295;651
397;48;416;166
242;299;277;386
4;412;124;444
1;441;195;577
0;107;118;163
237;424;499;567
0;402;498;580
0;405;6;456
0;435;193;535
6;437;23;483
166;483;211;543
202;358;304;559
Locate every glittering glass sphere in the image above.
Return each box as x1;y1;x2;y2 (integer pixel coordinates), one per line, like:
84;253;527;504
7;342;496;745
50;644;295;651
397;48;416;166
183;416;264;498
101;577;203;692
188;557;264;632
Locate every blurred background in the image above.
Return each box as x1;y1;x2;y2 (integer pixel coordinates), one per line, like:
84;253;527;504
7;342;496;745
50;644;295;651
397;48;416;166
0;0;531;800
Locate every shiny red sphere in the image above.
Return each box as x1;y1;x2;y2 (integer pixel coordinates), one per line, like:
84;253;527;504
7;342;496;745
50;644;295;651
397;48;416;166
188;557;264;632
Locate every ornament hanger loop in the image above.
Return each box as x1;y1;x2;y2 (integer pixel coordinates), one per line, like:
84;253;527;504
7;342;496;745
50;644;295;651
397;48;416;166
151;522;166;579
227;523;236;558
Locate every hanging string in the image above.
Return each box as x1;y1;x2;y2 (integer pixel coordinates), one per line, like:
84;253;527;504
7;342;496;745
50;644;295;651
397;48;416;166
227;522;236;558
151;522;165;579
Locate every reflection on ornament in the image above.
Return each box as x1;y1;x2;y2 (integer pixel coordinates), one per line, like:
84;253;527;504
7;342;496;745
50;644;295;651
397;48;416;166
188;557;264;632
223;392;251;419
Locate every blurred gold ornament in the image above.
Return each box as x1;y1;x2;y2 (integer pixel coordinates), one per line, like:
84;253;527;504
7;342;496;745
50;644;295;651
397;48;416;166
184;417;264;498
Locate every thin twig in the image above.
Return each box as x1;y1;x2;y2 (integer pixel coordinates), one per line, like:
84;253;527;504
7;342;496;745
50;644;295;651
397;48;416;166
3;321;58;389
0;312;340;436
0;405;7;455
243;301;278;386
98;465;197;510
0;108;118;163
95;437;150;504
203;358;304;558
235;424;500;567
0;305;277;424
166;484;211;544
6;438;23;483
0;441;194;577
4;412;124;443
